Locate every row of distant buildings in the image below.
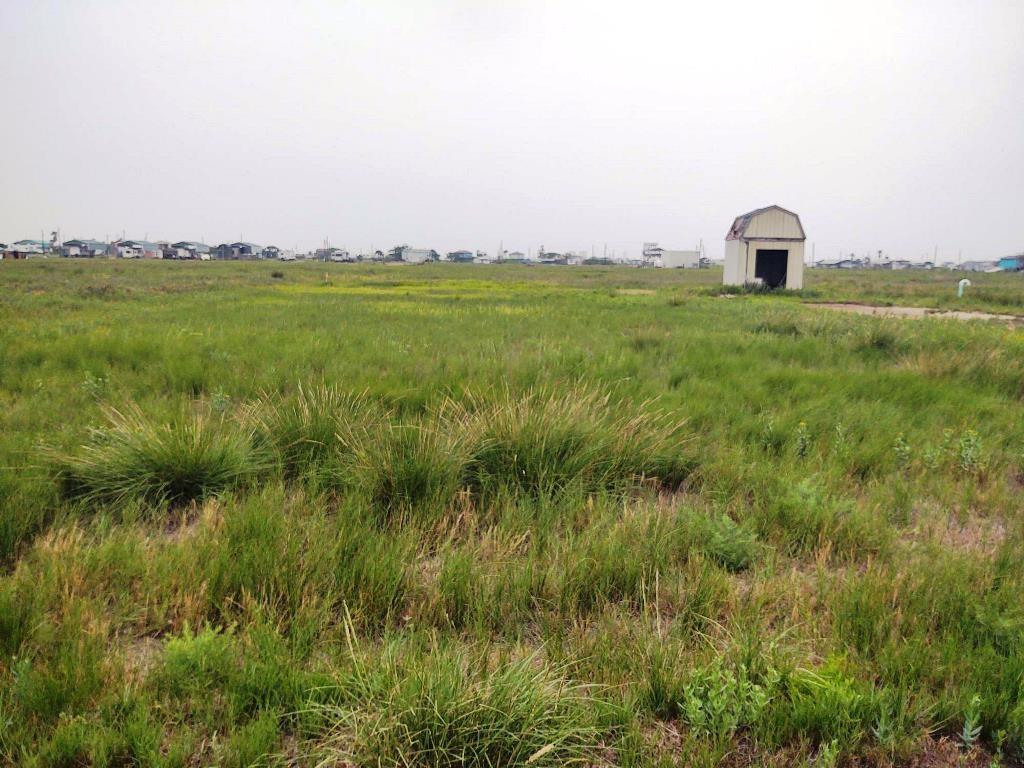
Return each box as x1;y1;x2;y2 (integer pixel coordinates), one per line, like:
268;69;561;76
812;254;1024;272
0;237;710;268
4;235;1021;273
0;238;287;261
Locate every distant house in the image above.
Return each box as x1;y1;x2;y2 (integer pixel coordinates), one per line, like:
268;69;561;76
62;239;109;257
314;247;353;262
660;250;700;269
959;260;1001;273
643;243;698;269
998;254;1024;272
4;239;46;258
233;242;262;259
538;251;567;265
112;240;162;258
816;258;863;269
502;251;526;263
399;247;437;264
447;250;475;263
879;260;912;270
213;242;262;260
168;241;211;259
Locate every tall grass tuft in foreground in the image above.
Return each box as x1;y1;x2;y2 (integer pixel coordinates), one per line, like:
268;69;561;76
249;384;384;488
312;640;600;767
356;422;469;523
51;403;265;507
444;387;693;498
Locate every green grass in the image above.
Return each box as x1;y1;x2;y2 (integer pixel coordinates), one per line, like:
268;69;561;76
0;259;1022;766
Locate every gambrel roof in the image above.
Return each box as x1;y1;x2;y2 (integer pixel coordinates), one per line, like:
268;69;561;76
726;205;806;241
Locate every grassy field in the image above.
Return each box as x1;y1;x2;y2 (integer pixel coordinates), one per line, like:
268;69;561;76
1;260;1022;767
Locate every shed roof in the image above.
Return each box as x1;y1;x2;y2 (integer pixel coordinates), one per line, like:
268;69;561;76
726;205;805;242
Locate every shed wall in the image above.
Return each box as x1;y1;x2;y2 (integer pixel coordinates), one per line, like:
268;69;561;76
723;239;804;289
724;240;744;284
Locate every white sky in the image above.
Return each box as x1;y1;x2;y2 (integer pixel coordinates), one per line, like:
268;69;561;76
2;0;1022;260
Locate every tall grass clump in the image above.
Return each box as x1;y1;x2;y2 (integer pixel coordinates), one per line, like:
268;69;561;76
51;403;264;508
445;387;693;499
250;384;385;487
355;422;468;523
312;642;599;767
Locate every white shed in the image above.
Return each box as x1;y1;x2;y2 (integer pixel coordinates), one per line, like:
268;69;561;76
723;205;805;290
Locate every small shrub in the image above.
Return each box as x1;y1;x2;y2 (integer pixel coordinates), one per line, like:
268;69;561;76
961;694;983;749
957;430;984;474
679;509;759;573
831;422;849;459
156;624;238;697
767;662;867;752
80;371;107;400
211;387;232;413
759;416;783;455
794;421;811;458
892;434;912;470
270;270;284;279
679;658;778;742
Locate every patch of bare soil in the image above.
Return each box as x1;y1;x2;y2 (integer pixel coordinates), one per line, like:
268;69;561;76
905;736;1000;768
812;302;1024;325
121;636;163;685
903;506;1008;556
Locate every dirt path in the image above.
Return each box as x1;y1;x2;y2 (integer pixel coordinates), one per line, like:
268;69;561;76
811;302;1024;325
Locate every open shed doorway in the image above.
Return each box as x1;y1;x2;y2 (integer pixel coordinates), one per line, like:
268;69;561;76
754;249;788;289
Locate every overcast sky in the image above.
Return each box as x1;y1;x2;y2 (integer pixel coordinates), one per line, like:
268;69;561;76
2;0;1022;260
